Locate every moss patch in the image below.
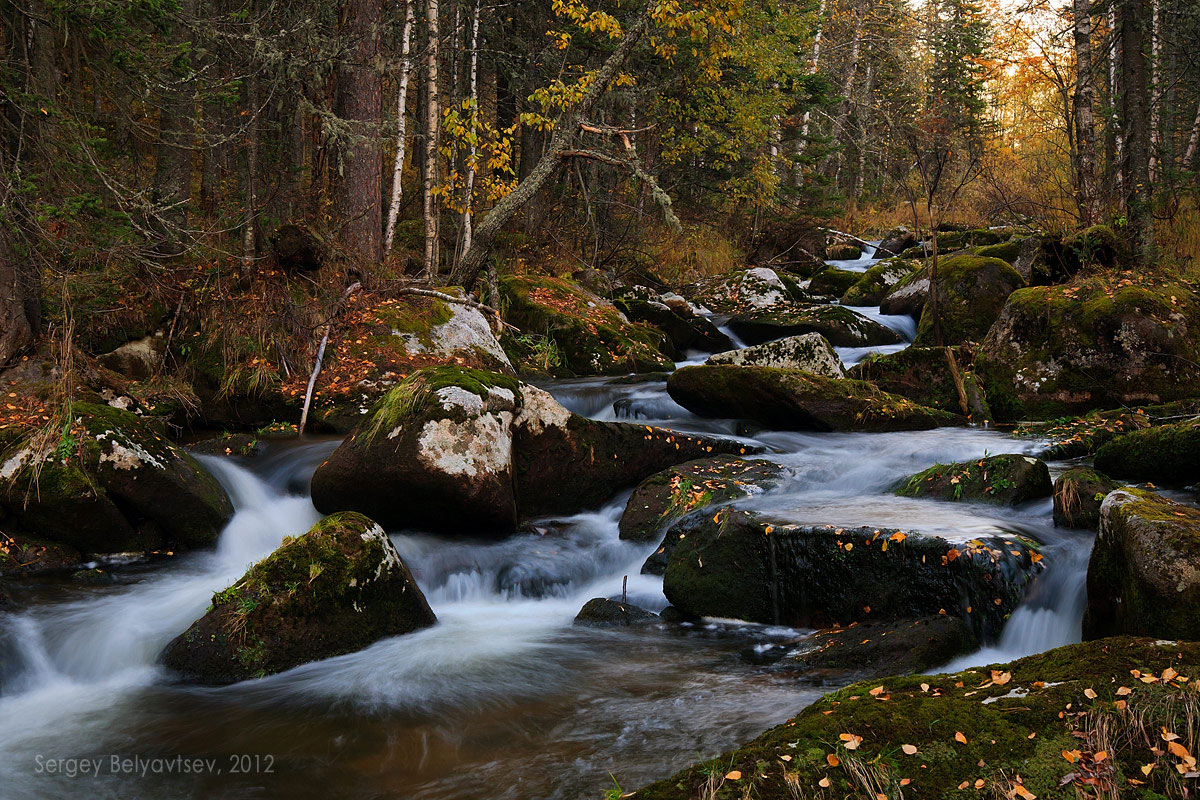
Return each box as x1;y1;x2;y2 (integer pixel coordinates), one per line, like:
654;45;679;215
894;454;1052;506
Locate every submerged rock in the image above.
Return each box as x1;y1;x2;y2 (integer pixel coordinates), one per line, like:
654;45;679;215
633;637;1200;800
779;615;977;680
160;512;435;685
894;454;1052;506
728;304;902;347
840;259;921;306
573;598;658;627
976;277;1200;420
1092;419;1200;485
0;403;233;555
913;255;1024;346
847;346;987;418
667;365;957;432
500;275;673;376
1084;489;1200;640
706;333;844;377
1053;466;1119;529
310;367;523;535
661;509;1038;638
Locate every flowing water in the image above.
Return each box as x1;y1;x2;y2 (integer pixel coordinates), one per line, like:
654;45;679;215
0;252;1092;800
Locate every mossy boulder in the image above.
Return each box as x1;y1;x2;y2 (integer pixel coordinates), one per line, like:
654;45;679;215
878;266;930;318
706;333;844;377
825;242;862;260
190;433;265;458
1084;489;1200;639
573;598;658;627
97;335;165;381
840;259;921;306
847;346;987;418
972;240;1021;264
977;278;1200;420
662;509;1038;638
779;615;977;680
1053;467;1119;529
0;402;233;555
686;267;802;315
613;295;731;354
1063;224;1123;270
936;227;1006;251
873;226;918;258
632;637;1200;800
894;454;1052;506
728;304;902;347
620;456;785;575
511;385;758;518
160;512;436;685
310;367;523;535
913;255;1024;346
1093;419;1200;485
807;267;862;298
1028;408;1154;459
667;365;958;432
500;275;673;376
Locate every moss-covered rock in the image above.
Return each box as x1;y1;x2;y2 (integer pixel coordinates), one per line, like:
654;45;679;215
573;597;658;627
685;267;804;315
1084;489;1200;640
847;346;988;418
1025;408;1153;459
706;333;844;377
500;275;673;376
632;637;1200;800
1093;419;1200;485
913;255;1025;346
972;240;1021;264
613;295;732;354
0;532;83;576
728;304;903;347
878;265;930;318
159;512;436;685
0;402;233;555
778;615;977;680
894;454;1052;506
667;365;958;432
511;385;757;518
190;433;265;458
1053;467;1119;529
310;366;523;535
662;509;1038;638
936;227;1006;251
873;226;918;258
808;267;862;298
1063;224;1123;270
825;242;862;260
977;277;1200;420
840;259;921;306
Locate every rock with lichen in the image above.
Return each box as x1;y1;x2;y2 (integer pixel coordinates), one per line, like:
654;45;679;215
913;255;1025;346
840;259;922;306
728;304;902;347
706;333;844;377
160;511;436;685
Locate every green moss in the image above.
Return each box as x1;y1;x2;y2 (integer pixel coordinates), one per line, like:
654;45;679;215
1094;420;1200;485
894;454;1051;505
357;365;521;444
974;240;1021;263
808;267;862;298
840;259;920;306
914;255;1024;346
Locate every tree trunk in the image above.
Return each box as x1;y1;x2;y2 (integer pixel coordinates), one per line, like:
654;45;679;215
241;72;260;270
1107;3;1125;197
0;149;35;366
1116;0;1154;262
423;0;442;277
151;0;197;255
461;0;481;260
384;0;416;256
820;0;865;178
1184;99;1200;167
1072;0;1103;223
1147;0;1160;181
449;11;653;291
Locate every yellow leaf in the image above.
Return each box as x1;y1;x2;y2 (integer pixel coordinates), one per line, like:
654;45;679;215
818;777;831;788
826;754;840;767
901;744;918;755
1084;688;1097;699
724;770;741;781
1142;763;1156;776
955;731;968;745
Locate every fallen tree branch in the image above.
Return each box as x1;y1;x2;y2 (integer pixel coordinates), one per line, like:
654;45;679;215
299;281;360;435
560;148;680;232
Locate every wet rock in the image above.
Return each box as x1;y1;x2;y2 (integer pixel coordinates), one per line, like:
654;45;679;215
894;454;1052;506
0;533;82;576
706;333;844;377
662;509;1038;637
728;304;902;347
686;268;801;315
573;597;658;627
633;638;1199;800
840;259;921;306
511;385;757;518
878;266;929;318
847;346;986;418
873;226;918;258
808;267;862;298
976;278;1200;420
310;366;523;535
620;456;786;575
71;567;117;585
935;227;1006;251
1084;489;1200;640
1053;467;1119;530
0;403;233;556
825;242;862;260
500;275;673;376
160;512;436;685
667;365;958;432
913;255;1024;346
613;295;731;354
779;615;977;680
97;335;165;381
1092;419;1200;485
190;433;265;458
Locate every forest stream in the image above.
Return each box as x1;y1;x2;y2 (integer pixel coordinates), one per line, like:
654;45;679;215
0;243;1093;800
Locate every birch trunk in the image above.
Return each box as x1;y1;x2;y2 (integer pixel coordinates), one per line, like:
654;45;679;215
461;0;481;259
384;0;416;256
1072;0;1102;223
422;0;442;278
